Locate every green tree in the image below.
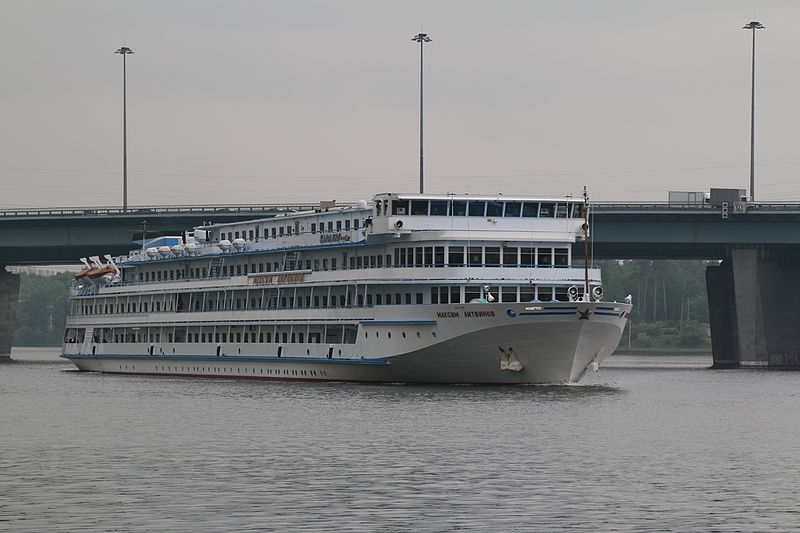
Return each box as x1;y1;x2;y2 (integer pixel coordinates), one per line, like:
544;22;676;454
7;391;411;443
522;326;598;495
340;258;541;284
599;259;713;349
13;273;73;347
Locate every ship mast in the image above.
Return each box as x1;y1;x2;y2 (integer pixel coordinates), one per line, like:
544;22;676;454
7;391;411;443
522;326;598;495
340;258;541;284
582;186;590;301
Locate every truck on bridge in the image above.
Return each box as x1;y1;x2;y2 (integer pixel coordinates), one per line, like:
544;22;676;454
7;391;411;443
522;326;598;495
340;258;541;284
668;188;750;208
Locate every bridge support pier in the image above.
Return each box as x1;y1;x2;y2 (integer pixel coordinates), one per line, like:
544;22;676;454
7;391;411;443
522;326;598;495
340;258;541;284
0;267;21;361
707;249;800;368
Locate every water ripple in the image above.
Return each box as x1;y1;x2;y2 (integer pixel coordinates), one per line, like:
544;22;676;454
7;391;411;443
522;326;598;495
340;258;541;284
1;354;799;531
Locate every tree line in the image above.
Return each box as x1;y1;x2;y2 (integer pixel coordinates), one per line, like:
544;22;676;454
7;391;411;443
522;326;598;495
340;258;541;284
599;260;712;349
12;272;73;347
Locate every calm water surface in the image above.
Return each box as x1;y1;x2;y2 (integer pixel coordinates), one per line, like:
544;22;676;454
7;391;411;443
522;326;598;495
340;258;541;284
2;348;799;532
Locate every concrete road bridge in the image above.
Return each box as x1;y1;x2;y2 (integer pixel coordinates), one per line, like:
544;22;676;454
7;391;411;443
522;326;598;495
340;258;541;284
2;201;800;369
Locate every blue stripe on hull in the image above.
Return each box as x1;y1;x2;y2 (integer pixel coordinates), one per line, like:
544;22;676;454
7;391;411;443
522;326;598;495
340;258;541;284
62;353;389;365
519;311;576;316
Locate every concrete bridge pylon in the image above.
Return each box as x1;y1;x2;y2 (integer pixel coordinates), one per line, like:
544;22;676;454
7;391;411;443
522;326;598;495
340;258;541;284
707;248;800;368
0;267;21;361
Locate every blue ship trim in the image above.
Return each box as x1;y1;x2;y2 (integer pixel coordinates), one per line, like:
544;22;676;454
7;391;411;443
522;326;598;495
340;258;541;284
360;319;437;325
61;353;389;365
519;311;576;316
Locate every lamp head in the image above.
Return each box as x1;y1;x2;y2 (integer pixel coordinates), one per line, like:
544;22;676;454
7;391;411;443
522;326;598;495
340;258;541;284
115;46;134;55
411;33;432;43
742;21;765;30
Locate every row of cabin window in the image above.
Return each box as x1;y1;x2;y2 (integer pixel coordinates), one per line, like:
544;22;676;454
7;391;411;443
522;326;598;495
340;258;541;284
74;282;582;317
381;199;583;219
134;246;572;283
74;289;426;315
395;246;570;267
80;324;359;345
218;218;363;243
77;299;176;314
431;285;573;303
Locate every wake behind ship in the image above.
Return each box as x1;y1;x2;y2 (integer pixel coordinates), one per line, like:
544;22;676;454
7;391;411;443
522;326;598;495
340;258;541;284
62;192;631;384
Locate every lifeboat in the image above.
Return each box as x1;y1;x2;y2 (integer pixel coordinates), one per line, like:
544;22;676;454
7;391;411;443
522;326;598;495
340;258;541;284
74;264;115;279
75;267;94;279
74;255;121;281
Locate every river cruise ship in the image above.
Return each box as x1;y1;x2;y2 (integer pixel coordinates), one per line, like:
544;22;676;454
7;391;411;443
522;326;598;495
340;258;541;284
62;192;631;384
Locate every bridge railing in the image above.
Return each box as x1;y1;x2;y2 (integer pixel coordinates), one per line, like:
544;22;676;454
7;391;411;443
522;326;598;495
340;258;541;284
0;203;356;218
3;201;800;218
591;202;800;211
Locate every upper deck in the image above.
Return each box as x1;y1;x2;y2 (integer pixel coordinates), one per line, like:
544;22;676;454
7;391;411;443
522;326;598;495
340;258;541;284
116;192;587;268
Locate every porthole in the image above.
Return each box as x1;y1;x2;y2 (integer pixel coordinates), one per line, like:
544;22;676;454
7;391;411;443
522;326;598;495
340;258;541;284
364;332;368;338
402;332;406;338
432;332;437;338
388;332;392;339
416;332;421;338
307;349;310;355
375;332;379;338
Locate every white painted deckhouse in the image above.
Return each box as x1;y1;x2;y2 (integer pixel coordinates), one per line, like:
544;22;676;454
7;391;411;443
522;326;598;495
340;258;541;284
62;192;631;384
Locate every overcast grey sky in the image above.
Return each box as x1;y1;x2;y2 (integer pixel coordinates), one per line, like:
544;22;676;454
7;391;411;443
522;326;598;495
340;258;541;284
1;1;799;207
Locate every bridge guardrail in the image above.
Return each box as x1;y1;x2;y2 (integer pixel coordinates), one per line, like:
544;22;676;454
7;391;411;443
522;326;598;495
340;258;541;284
0;203;356;218
591;202;800;211
3;201;800;218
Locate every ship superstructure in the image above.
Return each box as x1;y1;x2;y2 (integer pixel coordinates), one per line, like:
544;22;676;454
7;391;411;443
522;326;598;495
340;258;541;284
62;193;630;384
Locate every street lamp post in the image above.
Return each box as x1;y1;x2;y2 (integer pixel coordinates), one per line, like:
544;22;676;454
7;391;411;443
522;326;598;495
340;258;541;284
115;46;134;212
743;21;764;201
411;33;432;194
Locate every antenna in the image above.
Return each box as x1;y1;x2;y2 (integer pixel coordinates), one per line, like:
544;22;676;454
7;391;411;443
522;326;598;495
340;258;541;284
582;186;590;301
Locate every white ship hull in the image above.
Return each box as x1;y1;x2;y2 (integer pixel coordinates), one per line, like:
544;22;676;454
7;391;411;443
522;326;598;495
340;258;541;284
62;302;630;384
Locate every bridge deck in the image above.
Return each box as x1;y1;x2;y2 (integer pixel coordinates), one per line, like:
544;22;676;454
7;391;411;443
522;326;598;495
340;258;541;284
2;202;800;264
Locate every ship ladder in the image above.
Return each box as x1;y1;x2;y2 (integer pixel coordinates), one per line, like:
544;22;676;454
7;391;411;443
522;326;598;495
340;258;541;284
266;288;279;310
282;250;300;271
209;256;224;278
